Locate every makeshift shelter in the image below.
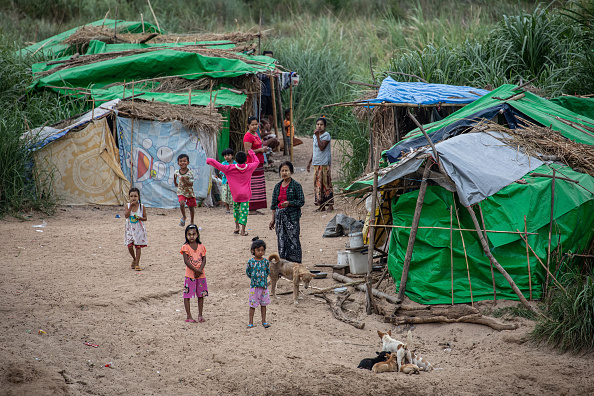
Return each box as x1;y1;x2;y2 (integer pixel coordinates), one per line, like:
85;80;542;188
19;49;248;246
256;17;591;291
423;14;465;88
345;84;594;306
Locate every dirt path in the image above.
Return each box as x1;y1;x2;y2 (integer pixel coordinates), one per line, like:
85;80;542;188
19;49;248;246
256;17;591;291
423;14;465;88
1;137;593;395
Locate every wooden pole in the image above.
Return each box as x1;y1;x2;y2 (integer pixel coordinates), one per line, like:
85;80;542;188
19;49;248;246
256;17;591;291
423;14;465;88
289;76;294;162
396;162;433;302
188;87;192;106
141;13;145;33
525;215;532;300
366;146;380;315
546;168;556;293
270;72;279;143
450;204;454;305
114;6;118;43
518;232;567;294
276;76;287;155
467;206;537;314
333;273;400;304
454;198;474;306
258;9;262;55
147;0;161;33
129;84;135;185
479;204;497;302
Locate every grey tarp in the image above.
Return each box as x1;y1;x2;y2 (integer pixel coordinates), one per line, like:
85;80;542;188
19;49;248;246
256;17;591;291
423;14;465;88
323;214;364;237
436;131;543;206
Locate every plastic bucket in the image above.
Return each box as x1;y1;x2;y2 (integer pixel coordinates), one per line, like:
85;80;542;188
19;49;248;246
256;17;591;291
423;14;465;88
348;232;364;249
347;249;367;275
337;250;349;266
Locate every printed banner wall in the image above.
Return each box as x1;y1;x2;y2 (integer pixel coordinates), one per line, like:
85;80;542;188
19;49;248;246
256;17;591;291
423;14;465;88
117;117;210;208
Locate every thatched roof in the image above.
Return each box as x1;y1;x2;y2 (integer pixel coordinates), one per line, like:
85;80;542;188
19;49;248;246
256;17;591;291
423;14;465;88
115;100;223;135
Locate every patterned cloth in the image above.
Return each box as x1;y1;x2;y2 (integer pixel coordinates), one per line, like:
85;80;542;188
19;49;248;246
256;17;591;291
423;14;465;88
246;257;270;288
275;208;302;263
249;163;267;211
183;277;208;299
249;287;270;308
314;165;334;208
180;243;207;279
233;201;249;225
270;179;304;223
174;169;195;198
124;203;147;246
221;184;233;205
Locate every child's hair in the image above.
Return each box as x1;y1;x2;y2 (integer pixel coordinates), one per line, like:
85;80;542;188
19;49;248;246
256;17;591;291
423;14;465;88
129;187;141;203
235;151;247;164
316;116;327;127
250;237;266;255
222;148;234;157
263;50;274;56
261;118;270;125
279;161;294;174
284;108;290;117
247;116;259;125
177;153;189;162
184;224;201;244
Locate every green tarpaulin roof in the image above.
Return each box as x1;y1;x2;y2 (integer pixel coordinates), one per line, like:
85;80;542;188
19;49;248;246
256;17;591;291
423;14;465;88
550;96;594;119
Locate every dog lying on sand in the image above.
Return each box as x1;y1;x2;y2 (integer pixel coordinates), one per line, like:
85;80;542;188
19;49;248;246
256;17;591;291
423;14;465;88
371;353;397;373
357;351;391;370
377;330;434;372
268;254;316;305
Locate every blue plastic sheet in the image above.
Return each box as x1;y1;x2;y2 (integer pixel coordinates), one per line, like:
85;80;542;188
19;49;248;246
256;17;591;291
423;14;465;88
366;77;489;106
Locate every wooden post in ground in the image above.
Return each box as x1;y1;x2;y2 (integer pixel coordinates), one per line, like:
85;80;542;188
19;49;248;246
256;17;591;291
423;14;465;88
366;146;380;315
525;215;532;300
546;168;556;294
396;162;433;302
454;198;474;306
289;77;294;162
270;72;279;146
450;204;454;305
479;204;497;303
467;206;537;314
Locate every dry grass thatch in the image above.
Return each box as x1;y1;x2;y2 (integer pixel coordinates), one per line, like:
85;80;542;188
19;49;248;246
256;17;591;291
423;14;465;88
476;119;594;177
115;100;222;135
149;75;259;95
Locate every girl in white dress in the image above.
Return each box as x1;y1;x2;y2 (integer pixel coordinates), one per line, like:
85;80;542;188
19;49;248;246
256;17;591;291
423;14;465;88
125;188;148;271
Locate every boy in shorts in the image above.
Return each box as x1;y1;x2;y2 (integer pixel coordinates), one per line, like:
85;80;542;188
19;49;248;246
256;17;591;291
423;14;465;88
174;153;196;226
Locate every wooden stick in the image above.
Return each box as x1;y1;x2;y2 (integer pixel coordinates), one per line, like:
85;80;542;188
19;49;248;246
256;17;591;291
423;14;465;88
147;0;161;33
141;13;145;33
289;76;294;162
114;6;118;43
188;87;192;106
366;146;381;315
333;273;400;304
270;72;279;140
525;215;532;300
374;265;389;289
454;197;474;306
322;100;466;109
467;206;538;314
396;162;432;302
348;80;380;88
317;293;365;329
479;204;496;302
450;204;454;305
546;168;556;292
531;173;579;183
310;280;366;294
518;231;566;293
101;10;109;29
368;224;538;235
387;71;428;83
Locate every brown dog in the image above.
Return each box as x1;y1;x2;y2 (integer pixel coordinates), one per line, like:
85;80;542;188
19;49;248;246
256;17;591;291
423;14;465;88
400;364;420;374
268;254;315;305
371;353;397;373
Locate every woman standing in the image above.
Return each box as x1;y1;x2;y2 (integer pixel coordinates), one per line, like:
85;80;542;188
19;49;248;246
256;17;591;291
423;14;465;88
269;161;304;263
243;116;268;215
306;117;334;212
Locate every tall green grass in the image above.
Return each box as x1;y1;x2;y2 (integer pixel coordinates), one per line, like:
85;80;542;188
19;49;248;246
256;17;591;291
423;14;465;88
531;265;594;353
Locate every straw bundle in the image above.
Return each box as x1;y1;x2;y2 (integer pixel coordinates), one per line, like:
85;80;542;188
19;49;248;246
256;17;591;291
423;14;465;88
115;100;222;135
476;119;594;177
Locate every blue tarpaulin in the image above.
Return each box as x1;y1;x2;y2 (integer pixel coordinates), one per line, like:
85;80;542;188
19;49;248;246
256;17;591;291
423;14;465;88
366;77;489;106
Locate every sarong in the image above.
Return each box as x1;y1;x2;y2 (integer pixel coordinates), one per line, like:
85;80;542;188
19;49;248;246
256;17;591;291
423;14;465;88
275;208;302;263
249;163;267;211
314;165;334;208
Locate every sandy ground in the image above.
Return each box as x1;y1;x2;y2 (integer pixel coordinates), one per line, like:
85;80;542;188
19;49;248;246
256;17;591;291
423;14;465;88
1;137;593;396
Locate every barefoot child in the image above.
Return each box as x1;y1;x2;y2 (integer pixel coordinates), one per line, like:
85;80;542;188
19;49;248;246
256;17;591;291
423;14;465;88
206;150;259;236
124;188;147;271
174;153;196;226
246;237;271;328
181;224;207;323
220;148;236;214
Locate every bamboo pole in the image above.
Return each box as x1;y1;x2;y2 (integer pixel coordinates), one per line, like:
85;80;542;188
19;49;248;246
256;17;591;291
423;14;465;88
479;204;497;302
141;13;145;33
270;72;279;144
396;162;433;302
289;76;294;162
366;146;380;315
546;168;556;293
147;0;161;33
276;75;287;156
467;206;537;314
454;198;474;306
450;204;454;305
189;87;192;106
518;232;567;294
367;224;538;235
525;215;532;300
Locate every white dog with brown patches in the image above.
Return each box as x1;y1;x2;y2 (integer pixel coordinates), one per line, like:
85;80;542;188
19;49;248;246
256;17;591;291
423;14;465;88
377;330;434;372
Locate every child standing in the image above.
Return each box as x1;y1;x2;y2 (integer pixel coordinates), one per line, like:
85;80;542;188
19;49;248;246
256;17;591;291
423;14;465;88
181;224;207;323
124;187;147;271
174;153;196;226
220;148;236;214
206;150;259;236
246;237;271;328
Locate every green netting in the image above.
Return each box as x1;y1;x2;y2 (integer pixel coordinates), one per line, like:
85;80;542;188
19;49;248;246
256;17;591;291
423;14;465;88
550;96;594;119
30;49;275;93
18;19;162;58
388;164;594;304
